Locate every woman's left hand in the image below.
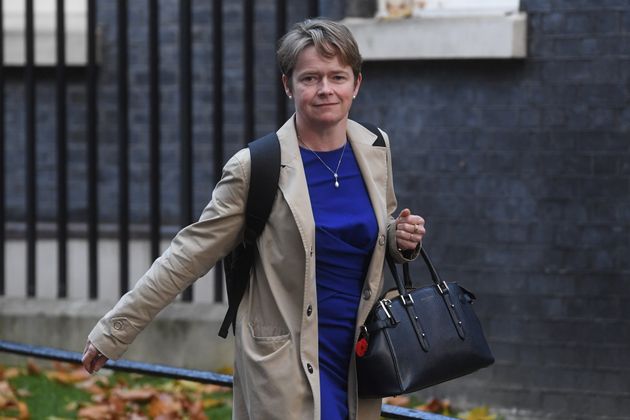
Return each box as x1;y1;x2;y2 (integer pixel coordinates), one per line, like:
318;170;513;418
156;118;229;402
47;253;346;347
395;208;426;251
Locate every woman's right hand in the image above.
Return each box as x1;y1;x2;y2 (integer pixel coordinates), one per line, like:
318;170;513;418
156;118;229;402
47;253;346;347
81;340;109;374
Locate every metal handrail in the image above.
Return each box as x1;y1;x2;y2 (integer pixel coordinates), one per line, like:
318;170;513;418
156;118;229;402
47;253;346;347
0;339;456;420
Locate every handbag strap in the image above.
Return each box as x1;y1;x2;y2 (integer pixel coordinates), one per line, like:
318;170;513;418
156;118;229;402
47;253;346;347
386;247;446;295
386;247;466;339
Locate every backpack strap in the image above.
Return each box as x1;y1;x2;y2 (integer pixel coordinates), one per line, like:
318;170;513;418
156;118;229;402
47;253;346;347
218;132;280;338
244;133;282;244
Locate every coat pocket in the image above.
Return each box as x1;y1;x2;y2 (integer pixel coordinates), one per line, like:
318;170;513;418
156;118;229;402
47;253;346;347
238;323;306;419
247;322;290;357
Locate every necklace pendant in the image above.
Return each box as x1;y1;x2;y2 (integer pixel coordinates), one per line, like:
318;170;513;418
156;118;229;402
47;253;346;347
334;173;340;188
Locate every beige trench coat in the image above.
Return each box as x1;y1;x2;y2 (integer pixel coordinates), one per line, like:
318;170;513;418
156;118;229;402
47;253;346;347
88;117;417;420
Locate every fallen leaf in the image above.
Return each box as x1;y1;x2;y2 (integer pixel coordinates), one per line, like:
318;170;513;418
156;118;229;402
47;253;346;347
112;387;155;402
0;381;17;402
74;377;107;395
460;405;497;420
17;400;30;419
187;399;208;420
176;380;203;392
52;361;73;372
217;366;233;375
77;403;113;419
46;368;91;385
383;395;411;407
202;397;224;409
415;397;453;414
3;367;21;380
64;401;79;412
16;388;31;398
26;358;41;375
108;393;126;414
148;393;182;417
90;393;107;404
201;384;231;394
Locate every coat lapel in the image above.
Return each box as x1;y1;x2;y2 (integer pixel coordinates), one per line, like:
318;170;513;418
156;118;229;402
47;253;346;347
346;120;388;237
276;117;315;253
274;118;388;257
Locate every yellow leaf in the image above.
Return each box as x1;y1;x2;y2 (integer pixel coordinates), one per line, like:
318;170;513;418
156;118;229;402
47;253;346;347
3;368;21;380
216;366;234;375
176;380;204;392
460;405;497;420
64;401;79;412
202;398;225;409
382;395;411;407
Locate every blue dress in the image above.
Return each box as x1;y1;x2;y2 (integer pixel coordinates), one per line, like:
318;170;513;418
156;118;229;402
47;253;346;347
300;143;378;420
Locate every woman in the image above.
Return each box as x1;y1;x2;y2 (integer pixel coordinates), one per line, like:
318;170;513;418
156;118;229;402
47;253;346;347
82;18;425;420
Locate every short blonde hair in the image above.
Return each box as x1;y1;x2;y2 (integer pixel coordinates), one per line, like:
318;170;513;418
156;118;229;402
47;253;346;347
277;18;362;80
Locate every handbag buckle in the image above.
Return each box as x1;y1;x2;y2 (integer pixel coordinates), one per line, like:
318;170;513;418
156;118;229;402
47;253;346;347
379;300;392;319
400;294;414;306
380;299;399;325
360;325;369;339
437;281;449;295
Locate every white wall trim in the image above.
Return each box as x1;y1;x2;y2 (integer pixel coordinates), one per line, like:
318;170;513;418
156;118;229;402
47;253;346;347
342;12;527;60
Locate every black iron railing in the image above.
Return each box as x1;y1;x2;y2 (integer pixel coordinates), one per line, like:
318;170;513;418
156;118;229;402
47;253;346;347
0;0;321;301
0;339;458;420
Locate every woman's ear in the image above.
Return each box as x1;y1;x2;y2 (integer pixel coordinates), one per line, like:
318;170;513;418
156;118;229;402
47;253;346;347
353;73;363;97
282;74;292;98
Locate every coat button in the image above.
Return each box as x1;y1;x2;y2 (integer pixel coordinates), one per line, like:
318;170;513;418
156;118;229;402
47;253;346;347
113;320;123;330
378;234;385;246
363;288;372;300
306;305;312;317
307;363;314;374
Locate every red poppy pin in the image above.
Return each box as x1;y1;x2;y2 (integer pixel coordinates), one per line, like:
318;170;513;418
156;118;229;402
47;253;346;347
355;337;368;358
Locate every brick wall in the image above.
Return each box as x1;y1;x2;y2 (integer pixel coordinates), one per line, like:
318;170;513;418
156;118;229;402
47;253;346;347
348;0;630;418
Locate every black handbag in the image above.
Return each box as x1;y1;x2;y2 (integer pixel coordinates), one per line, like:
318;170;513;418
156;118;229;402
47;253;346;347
356;247;495;398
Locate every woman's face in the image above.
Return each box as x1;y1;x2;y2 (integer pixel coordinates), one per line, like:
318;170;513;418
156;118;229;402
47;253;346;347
283;45;362;130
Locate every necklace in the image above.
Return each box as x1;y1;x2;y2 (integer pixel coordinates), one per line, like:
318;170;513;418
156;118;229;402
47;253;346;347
300;138;347;189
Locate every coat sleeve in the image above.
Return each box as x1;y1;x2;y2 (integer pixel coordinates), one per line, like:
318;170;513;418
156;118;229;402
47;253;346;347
88;148;251;359
382;128;421;264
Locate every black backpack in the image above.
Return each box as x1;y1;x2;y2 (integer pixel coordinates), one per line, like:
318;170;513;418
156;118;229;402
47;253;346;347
218;123;384;338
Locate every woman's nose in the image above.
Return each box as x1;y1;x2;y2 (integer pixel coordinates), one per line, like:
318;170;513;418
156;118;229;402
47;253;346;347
317;78;333;95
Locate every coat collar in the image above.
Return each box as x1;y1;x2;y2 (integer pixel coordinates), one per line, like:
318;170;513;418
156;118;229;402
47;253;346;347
275;116;388;252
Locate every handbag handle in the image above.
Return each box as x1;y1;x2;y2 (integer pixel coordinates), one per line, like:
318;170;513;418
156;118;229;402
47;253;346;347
386;247;446;296
386;247;466;339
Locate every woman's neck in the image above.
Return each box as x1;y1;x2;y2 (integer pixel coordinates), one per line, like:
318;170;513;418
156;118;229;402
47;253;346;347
295;117;347;152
